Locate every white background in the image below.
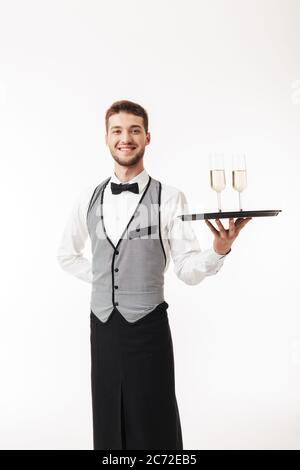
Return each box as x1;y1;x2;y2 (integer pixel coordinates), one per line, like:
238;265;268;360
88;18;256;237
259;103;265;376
0;0;299;450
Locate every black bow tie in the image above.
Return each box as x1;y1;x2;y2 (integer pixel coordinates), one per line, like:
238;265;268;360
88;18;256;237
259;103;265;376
111;181;139;195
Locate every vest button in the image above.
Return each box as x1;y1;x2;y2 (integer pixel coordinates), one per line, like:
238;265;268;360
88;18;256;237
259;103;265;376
114;285;118;289
114;268;119;272
115;302;119;306
136;228;140;232
100;216;103;219
115;250;119;255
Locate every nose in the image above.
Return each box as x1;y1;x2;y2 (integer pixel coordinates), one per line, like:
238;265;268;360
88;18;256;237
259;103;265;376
120;130;133;141
120;135;135;145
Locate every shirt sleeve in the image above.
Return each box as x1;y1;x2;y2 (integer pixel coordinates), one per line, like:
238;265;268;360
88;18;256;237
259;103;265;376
167;189;229;285
57;186;94;283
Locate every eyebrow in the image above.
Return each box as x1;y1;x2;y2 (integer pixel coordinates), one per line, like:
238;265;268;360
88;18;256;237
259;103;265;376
110;125;143;130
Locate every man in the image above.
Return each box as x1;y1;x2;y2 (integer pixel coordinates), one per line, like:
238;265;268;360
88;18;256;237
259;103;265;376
57;100;252;450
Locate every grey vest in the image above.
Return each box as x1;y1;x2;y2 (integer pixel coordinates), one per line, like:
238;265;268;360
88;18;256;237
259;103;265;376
86;175;167;323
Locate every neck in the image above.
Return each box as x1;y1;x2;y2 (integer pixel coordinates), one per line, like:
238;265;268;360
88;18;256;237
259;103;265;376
114;162;145;183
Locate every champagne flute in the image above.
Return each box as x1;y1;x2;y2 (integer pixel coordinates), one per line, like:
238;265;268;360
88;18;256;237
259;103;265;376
209;154;226;212
232;155;247;211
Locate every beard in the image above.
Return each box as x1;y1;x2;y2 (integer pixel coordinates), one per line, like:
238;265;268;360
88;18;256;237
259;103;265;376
110;147;145;167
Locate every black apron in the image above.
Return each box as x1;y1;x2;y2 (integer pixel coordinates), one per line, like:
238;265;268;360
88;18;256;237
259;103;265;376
90;300;183;450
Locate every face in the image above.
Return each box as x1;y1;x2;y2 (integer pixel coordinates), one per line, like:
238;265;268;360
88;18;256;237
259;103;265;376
105;112;150;167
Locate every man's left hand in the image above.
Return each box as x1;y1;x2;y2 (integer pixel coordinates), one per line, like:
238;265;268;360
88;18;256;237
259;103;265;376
205;217;252;255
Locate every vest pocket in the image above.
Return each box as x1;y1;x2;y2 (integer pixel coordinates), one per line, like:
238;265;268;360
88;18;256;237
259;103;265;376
128;224;158;239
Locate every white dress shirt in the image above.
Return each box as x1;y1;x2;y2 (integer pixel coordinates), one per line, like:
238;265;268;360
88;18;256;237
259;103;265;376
57;169;229;286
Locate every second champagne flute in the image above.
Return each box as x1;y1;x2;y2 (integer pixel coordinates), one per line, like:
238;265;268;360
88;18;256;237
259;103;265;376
232;154;247;211
209;154;226;212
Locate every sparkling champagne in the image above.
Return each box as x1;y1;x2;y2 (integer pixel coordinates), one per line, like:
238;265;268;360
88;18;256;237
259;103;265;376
210;169;226;192
232;169;247;192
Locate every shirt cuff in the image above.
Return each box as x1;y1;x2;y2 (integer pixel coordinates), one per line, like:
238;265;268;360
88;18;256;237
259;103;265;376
211;246;231;259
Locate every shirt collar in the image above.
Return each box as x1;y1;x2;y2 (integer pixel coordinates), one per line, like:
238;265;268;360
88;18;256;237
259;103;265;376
110;169;150;193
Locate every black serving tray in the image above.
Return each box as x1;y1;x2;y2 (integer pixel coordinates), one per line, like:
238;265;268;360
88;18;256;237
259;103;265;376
177;210;282;221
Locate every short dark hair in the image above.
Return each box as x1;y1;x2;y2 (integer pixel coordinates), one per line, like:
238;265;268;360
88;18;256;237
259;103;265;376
105;100;149;134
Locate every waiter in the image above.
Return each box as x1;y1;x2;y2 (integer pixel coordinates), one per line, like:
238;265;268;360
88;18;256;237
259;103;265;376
57;100;252;450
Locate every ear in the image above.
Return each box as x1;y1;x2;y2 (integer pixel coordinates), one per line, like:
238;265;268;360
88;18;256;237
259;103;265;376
146;132;151;145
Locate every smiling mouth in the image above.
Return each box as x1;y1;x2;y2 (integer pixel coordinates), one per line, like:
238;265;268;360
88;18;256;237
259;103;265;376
118;147;136;152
